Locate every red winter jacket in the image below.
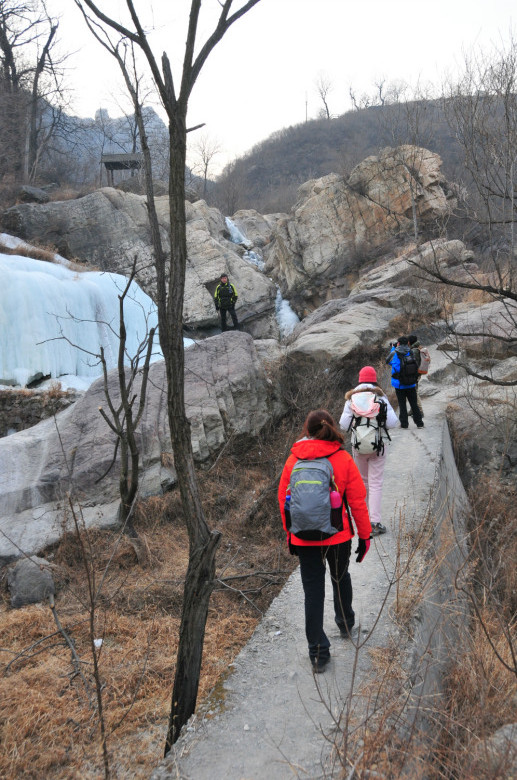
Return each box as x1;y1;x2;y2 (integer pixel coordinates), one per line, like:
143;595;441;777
278;438;371;547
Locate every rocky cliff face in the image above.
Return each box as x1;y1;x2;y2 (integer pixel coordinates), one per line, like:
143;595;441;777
282;238;464;368
1;145;454;338
265;146;455;313
1;191;280;339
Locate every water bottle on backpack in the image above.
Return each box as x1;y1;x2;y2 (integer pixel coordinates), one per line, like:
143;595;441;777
330;488;342;530
284;489;292;529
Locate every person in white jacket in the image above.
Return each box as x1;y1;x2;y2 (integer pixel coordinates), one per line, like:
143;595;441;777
339;366;398;536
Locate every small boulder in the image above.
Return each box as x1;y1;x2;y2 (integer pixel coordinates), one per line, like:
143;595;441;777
7;556;55;608
18;185;50;204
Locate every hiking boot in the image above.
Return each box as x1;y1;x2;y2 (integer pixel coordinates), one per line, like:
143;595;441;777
400;424;408;429
371;522;387;536
311;655;330;673
339;625;358;640
416;422;424;428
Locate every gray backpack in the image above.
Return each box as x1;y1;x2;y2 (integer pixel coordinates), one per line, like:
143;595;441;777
287;457;343;541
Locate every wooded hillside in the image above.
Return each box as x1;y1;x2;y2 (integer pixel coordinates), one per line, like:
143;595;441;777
212;100;464;214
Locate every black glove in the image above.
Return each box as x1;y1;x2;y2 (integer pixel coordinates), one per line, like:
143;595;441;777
355;537;371;563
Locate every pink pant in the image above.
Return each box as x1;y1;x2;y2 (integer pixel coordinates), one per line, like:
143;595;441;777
352;451;387;526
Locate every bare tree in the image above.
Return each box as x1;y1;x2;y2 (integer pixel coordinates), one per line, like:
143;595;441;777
349;85;371;111
0;0;67;183
444;41;517;249
411;42;517;385
190;131;222;199
74;0;262;752
213;158;247;214
378;81;437;150
96;265;156;543
315;70;332;120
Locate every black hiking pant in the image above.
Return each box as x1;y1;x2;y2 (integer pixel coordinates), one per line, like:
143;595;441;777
395;386;423;427
219;306;239;331
297;541;354;661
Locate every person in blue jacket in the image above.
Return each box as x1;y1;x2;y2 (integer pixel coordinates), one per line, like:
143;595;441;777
386;336;424;429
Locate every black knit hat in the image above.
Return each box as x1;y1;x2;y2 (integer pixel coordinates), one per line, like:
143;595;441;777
408;334;418;345
397;336;409;345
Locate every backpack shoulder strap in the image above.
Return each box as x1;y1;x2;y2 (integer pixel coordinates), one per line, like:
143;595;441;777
375;397;387;425
342;490;354;535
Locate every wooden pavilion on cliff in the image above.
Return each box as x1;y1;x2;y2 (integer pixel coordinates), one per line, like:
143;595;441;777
101;152;144;186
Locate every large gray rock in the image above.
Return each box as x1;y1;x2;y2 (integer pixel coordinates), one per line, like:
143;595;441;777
438;300;517;361
1;190;279;339
265;146;455;311
350;239;473;295
348;145;452;219
0;332;284;560
7;556;55;607
284;278;441;367
183;204;278;337
230;209;287;262
285;298;396;366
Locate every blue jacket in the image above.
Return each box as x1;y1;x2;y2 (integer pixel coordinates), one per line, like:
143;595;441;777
387;346;417;389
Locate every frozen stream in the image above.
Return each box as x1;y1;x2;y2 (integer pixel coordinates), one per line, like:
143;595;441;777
225;217;299;338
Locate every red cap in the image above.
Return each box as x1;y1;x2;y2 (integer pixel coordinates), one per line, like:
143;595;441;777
358;366;377;384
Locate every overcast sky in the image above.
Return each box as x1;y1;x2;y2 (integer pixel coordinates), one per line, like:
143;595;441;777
48;0;516;172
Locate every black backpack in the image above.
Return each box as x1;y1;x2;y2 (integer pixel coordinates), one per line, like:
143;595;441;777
395;351;419;385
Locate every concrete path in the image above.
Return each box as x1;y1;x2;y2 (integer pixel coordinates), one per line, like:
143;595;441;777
151;354;461;780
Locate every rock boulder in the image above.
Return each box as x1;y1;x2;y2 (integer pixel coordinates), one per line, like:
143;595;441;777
7;556;55;608
0;332;284;561
266;146;455;311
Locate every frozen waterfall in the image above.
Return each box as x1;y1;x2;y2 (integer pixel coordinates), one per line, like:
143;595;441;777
0;250;163;390
225;217;252;248
225;218;299;336
275;289;300;339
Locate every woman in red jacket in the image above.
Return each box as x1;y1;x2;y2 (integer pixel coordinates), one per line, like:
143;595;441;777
278;409;372;673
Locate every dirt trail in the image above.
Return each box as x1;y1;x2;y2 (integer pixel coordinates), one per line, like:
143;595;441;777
151;357;456;779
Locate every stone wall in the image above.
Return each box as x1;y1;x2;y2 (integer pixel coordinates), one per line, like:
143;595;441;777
0;389;79;437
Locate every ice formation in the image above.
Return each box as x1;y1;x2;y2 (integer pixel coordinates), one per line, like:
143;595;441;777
0;250;162;389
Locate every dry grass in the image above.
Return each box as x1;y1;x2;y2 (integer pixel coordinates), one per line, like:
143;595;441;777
0;241;58;264
463;286;495;305
344;639;427;779
388;308;442;340
48;187;84;201
0;240;87;271
436;613;517;777
0;432;297;779
335;418;517;780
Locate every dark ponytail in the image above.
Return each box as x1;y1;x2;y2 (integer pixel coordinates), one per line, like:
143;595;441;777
302;409;344;444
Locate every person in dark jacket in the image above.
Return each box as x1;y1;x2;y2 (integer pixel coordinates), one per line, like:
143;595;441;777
278;409;372;673
386;337;424;429
408;333;424;419
214;273;239;331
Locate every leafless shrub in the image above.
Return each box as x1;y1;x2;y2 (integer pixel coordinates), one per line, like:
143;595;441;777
332;404;517;779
